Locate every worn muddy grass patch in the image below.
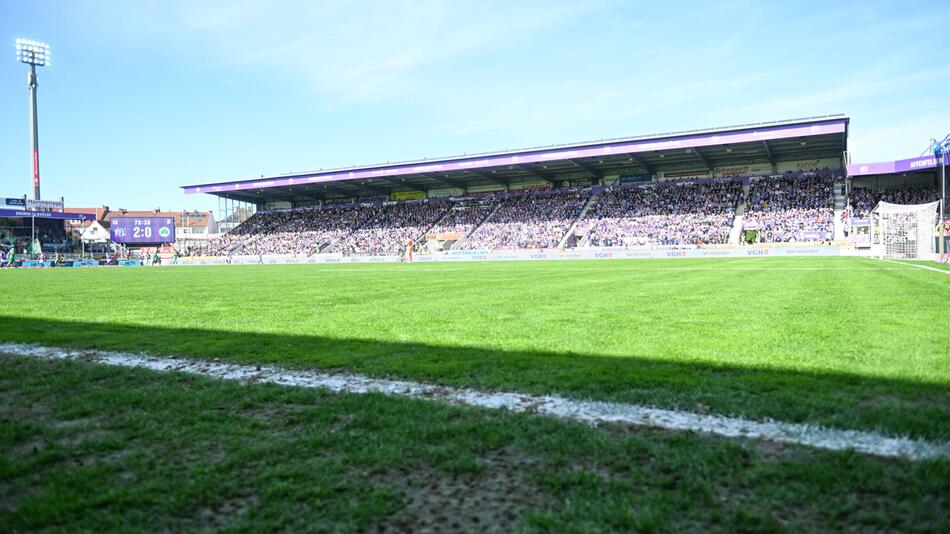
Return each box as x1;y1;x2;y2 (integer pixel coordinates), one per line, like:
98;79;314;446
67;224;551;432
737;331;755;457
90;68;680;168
1;356;949;531
371;449;545;532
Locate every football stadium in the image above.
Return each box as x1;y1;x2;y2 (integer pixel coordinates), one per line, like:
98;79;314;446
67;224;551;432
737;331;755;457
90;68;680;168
2;6;950;532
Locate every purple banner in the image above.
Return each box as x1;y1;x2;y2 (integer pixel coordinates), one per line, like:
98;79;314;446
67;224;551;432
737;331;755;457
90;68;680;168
847;153;950;176
184;119;847;195
110;217;177;244
0;208;94;220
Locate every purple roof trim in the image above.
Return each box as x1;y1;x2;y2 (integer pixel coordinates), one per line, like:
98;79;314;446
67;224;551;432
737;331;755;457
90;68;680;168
184;119;847;195
847;153;950;177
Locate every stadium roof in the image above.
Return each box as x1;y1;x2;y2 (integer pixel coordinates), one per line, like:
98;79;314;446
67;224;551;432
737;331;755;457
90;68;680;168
183;115;848;204
847;152;949;177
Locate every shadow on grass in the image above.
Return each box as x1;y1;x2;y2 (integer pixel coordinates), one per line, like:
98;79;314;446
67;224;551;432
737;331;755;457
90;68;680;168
0;315;948;439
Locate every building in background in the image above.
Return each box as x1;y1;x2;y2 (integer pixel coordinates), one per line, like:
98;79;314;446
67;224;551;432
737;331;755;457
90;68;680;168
66;206;219;241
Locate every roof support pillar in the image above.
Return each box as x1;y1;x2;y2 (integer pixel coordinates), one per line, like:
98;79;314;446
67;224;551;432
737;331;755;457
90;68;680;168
381;178;427;194
761;140;777;173
512;165;556;185
416;173;468;192
469;170;509;188
627;154;654;175
360;181;393;197
568;159;603;180
691;147;711;170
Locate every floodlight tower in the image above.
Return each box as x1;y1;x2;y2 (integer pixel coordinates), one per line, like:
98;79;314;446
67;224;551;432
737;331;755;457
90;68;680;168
15;39;50;201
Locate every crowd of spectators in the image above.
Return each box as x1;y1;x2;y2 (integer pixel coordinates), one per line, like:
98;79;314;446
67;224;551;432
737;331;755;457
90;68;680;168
848;186;940;218
186;206;371;256
176;240;219;257
582;179;741;246
0;221;73;252
177;168;939;256
743;170;837;242
332;200;450;255
458;189;589;249
84;242;115;254
424;200;497;240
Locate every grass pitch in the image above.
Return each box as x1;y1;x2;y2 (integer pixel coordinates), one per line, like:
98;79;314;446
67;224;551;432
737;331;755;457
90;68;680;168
3;356;949;532
2;256;949;530
1;256;947;438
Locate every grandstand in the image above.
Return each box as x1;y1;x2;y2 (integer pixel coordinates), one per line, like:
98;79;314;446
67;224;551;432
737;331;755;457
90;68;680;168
180;116;849;255
0;198;94;255
173;114;949;262
846;155;944;217
743;169;837;243
6;115;946;265
422;198;497;251
458;188;588;250
578;178;742;247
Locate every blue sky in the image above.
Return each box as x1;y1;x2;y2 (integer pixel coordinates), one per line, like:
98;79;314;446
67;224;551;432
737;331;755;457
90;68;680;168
1;0;948;213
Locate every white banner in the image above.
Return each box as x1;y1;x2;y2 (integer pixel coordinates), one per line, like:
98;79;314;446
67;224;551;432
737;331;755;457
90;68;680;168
26;199;64;210
175;246;846;266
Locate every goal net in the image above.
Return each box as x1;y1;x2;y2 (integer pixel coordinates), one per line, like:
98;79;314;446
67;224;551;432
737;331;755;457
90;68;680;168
871;200;941;260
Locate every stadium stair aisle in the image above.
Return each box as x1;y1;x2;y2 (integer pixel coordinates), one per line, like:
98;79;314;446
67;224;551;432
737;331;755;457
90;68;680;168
558;193;597;248
415;205;454;251
229;238;248;255
833;180;847;240
450;201;503;250
727;186;748;244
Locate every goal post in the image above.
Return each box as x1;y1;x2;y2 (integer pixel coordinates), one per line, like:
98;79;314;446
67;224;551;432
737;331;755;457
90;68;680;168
871;200;941;260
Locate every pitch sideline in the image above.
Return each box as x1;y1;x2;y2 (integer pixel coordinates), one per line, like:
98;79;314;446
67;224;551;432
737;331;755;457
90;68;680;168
2;342;947;462
881;258;950;276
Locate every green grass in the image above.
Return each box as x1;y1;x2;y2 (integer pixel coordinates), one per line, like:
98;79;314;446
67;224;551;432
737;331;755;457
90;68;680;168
2;356;948;532
1;256;948;441
903;259;950;272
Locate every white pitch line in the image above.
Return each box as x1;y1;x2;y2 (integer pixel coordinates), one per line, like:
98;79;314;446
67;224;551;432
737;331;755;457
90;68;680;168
881;259;950;276
2;342;947;461
163;266;906;273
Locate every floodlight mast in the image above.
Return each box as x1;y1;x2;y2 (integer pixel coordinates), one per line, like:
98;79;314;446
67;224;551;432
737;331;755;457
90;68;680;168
15;39;50;201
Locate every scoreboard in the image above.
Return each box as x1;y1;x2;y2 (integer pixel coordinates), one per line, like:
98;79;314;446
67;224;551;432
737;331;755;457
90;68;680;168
110;217;176;244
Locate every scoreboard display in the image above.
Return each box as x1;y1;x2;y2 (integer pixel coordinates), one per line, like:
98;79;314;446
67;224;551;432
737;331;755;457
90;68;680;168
110;217;176;244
